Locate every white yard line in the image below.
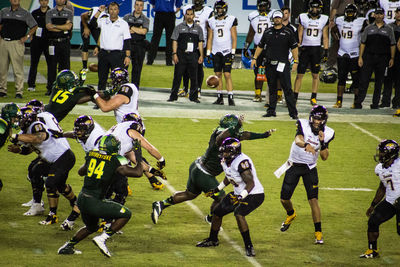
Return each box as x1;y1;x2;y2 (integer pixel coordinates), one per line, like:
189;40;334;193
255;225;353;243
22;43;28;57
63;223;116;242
162;180;262;267
320;187;373;192
191;119;199;123
348;122;382;142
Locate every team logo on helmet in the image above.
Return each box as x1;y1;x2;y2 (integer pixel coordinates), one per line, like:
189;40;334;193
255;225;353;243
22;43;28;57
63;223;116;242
219;137;242;163
99;134;121;155
219;114;240;129
309;105;328;134
110;67;129;88
374;139;399;165
1;103;21;129
19;106;37;131
26;99;44;113
214;0;228;18
55;70;79;91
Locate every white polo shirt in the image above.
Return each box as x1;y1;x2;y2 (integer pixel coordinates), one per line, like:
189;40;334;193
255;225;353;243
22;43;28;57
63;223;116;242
98;16;131;50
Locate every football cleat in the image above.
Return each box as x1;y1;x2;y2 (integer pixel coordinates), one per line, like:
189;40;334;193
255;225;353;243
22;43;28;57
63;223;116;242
58;242;82;255
314;231;324;244
151;201;163;224
148;176;164;190
22;199;44;207
198;90;201;99
60;219;75;231
245;245;256;257
196;238;219;247
23;203;44;216
394;109;400;117
213;97;224;105
310;98;318;106
332;100;342;108
253;95;262;102
360;249;379;258
39;213;58;225
127;185;133;196
280;210;297;232
92;235;111;257
228;96;235;106
152;169;167;180
178;89;187;97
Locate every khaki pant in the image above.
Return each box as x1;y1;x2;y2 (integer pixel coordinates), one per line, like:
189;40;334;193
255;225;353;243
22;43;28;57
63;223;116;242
0;38;25;95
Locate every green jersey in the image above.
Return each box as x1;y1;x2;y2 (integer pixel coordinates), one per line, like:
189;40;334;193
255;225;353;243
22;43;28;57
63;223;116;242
81;150;129;199
44;87;88;122
0;118;10;149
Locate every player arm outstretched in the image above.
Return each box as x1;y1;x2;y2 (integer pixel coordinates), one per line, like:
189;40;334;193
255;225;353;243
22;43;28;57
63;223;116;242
366;182;386;217
127;129;164;164
117;139;144;177
93;94;129;112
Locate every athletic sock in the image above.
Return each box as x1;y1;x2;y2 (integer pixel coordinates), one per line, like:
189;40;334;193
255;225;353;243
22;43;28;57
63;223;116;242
287;209;294;216
314;222;322;232
162;196;175;208
311;92;317;99
337;96;343;102
82;60;88;69
369;240;377;250
241;230;252;247
67;210;80;221
50;207;57;214
210;229;219;242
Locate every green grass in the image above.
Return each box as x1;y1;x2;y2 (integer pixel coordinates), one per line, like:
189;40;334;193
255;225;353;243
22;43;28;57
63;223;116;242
0;116;400;266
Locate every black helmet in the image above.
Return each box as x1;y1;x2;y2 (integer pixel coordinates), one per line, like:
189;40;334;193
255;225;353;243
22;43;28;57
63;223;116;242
26;99;44;113
122;112;144;135
344;4;358;21
374;139;399;166
214;0;228;18
319;69;337;84
110;67;129;88
19;106;37;131
309;105;328;134
257;0;271;16
219;137;242;163
74;115;94;140
308;0;323;17
192;0;204;8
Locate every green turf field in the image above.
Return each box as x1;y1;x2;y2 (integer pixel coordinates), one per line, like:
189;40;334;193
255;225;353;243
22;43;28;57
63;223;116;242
0;114;399;266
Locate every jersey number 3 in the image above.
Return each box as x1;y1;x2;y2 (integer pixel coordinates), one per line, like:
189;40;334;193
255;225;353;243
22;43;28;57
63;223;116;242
88;158;105;179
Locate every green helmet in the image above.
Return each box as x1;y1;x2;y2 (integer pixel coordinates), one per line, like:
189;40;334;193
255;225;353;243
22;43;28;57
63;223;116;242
1;103;21;128
98;134;120;155
219;114;240;129
55;69;79;90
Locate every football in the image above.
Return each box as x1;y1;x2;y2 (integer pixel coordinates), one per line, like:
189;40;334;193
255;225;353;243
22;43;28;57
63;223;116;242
89;63;98;72
206;75;219;88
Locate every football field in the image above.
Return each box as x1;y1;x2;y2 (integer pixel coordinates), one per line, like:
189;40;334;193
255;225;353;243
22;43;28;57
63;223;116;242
0;84;400;266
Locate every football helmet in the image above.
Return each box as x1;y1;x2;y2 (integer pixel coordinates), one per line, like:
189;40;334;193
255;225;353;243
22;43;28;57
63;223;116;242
309;105;328;134
257;0;271;16
319;69;337;84
214;0;228;18
219;114;241;129
122;112;144;135
1;103;21;129
219;137;242;163
110;67;129;88
98;134;120;155
308;0;323;17
344;4;358;21
26;99;44;113
55;70;79;90
374;139;399;165
19;106;38;131
204;54;214;68
73;115;94;140
193;0;204;8
241;48;252;69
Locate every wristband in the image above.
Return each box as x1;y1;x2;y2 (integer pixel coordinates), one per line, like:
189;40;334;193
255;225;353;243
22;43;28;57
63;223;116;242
159;156;164;162
206;50;211;56
252;57;257;60
371;201;377;207
217;181;226;191
239;190;249;199
11;134;18;140
320;141;328;151
172;52;177;55
93;93;99;100
232;48;236;55
293;60;299;63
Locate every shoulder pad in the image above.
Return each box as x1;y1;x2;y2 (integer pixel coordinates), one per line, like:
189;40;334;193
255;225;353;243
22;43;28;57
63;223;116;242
116;155;129;165
117;85;133;98
0;118;8;134
31;122;46;133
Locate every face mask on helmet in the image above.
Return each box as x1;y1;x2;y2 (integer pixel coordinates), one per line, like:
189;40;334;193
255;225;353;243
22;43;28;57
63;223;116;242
110;67;129;88
344;4;358;21
74;115;94;140
219;137;242;163
19;107;37;131
26;99;44;113
99;134;121;155
214;0;228;18
309;105;328;134
1;103;21;129
257;0;270;15
193;0;204;8
309;0;323;17
374;139;399;166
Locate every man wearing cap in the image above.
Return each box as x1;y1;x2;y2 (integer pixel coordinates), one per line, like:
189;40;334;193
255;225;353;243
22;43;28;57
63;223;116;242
251;10;298;120
354;7;396;109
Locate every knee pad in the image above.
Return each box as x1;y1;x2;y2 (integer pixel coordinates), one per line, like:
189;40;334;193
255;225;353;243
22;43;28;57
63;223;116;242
45;175;57;190
61;184;72;196
46;187;59;199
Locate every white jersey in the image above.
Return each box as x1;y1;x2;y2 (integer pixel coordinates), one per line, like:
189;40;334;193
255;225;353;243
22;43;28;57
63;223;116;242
248;10;274;46
114;83;140;123
77;122;105;153
288;119;335;168
106;121;135;156
37;111;69;147
299;13;329;46
27;121;70;163
336;16;366;58
375;158;400;205
380;0;400;24
208;15;238;55
182;5;213;48
221;153;264;196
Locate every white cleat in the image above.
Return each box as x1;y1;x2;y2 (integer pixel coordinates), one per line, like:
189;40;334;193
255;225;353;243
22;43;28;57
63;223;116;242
23;203;45;216
22;199;44;207
92;235;111;257
60;219;75;231
151;201;162;224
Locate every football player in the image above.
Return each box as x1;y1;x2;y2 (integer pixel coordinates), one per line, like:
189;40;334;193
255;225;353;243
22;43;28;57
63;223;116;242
207;0;238;106
360;139;400;258
197;138;264;257
0;103;21;192
58;135;143;257
151;114;275;225
107;113;166;190
294;0;329;106
8;107;80;227
379;0;400;24
332;4;366;108
244;0;273;102
278;105;335;244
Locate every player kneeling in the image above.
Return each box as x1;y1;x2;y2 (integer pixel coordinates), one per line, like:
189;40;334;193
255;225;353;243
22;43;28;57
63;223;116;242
197;138;264;257
58;135;143;257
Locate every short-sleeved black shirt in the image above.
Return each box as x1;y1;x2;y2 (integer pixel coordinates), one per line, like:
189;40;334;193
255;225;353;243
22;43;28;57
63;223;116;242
0;6;37;40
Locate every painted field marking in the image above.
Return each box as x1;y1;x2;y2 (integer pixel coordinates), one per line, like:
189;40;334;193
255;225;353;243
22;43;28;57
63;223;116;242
191;119;199;123
320;187;373;192
162;180;262;267
244;120;254;124
349;122;381;142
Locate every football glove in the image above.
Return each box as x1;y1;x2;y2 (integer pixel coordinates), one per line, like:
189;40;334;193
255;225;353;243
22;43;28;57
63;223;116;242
48;129;64;138
85;85;97;97
150;168;167;180
103;86;119;98
132;139;142;164
230;53;235;62
157;158;166;169
204;188;220;198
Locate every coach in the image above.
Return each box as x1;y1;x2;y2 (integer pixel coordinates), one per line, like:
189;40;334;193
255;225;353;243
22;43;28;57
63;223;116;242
0;0;37;99
168;7;203;103
251;10;298;120
147;0;183;66
91;3;131;92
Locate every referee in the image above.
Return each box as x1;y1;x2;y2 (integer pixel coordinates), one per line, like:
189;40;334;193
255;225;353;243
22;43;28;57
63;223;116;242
251;10;298;119
123;0;150;88
91;3;131;91
168;7;203;103
354;7;396;109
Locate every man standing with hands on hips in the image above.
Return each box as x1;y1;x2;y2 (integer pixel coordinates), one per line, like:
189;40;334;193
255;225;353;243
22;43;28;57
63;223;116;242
90;2;131;92
251;10;299;120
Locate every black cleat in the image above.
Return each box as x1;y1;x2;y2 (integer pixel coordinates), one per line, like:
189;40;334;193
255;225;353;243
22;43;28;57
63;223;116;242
213;97;224;105
245;245;256;257
196;238;219;247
